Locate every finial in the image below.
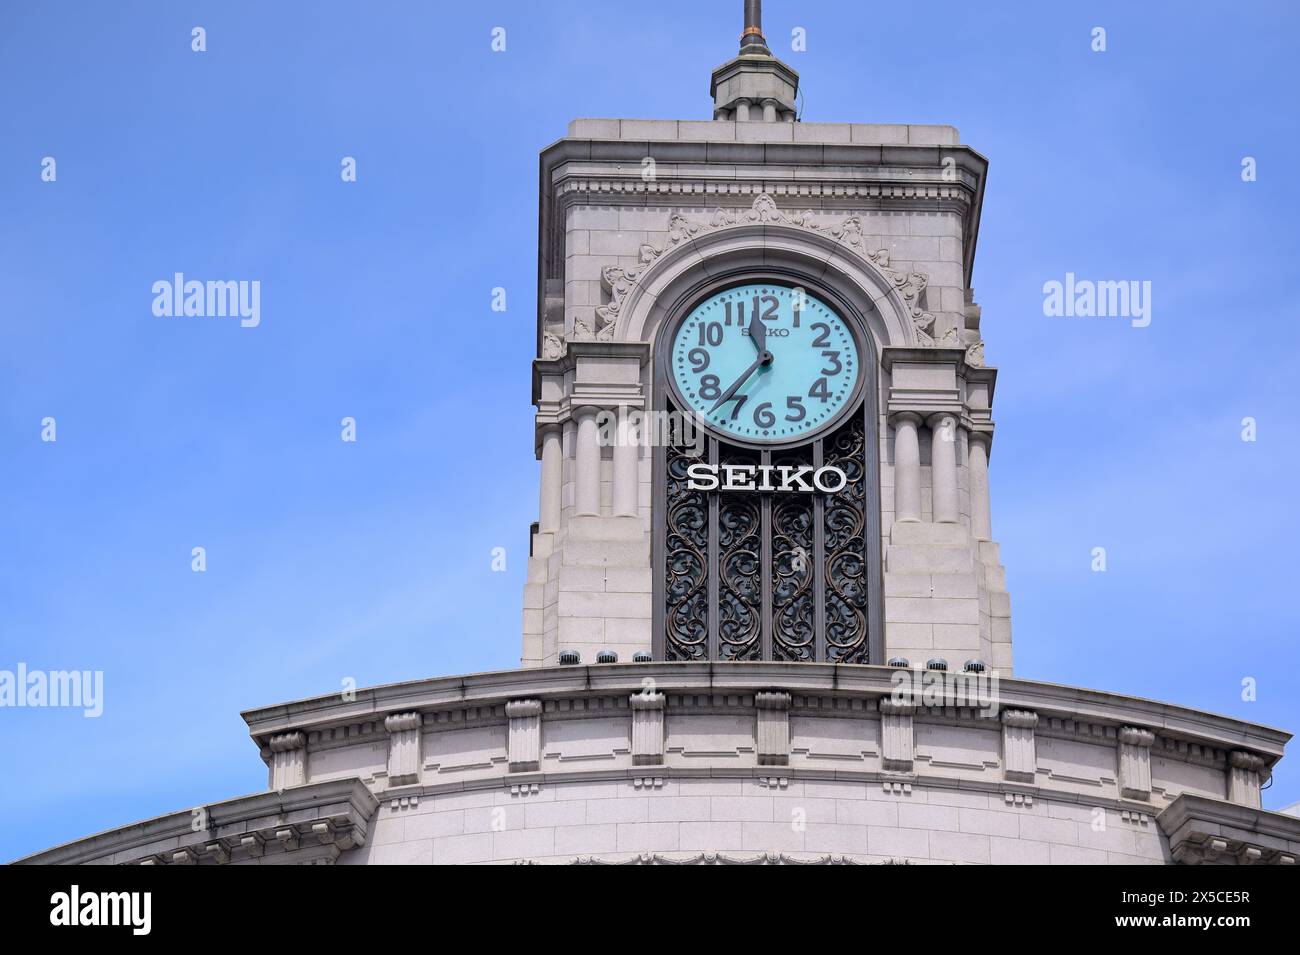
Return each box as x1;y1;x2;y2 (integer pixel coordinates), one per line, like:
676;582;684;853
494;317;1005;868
710;0;798;122
740;0;772;55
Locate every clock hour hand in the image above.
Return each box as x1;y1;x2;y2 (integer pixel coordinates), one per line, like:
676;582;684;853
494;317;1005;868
746;305;767;354
708;349;773;414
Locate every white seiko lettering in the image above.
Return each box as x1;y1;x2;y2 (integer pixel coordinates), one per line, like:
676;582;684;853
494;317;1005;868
684;464;847;493
686;462;720;491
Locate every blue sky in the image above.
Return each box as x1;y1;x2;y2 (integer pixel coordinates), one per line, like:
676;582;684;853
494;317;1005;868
1;0;1297;860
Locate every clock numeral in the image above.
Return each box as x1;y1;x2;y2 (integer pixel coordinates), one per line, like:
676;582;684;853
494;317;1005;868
810;323;831;348
820;350;843;375
753;401;775;428
760;295;778;322
688;347;710;373
699;374;721;400
809;377;831;403
785;396;806;421
725;395;748;419
698;322;723;346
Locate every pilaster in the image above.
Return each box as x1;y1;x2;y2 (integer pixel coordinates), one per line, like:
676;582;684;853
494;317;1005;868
1228;750;1267;809
755;691;791;766
383;712;422;787
268;731;307;790
1001;709;1038;783
631;691;666;766
1117;726;1155;801
506;699;543;773
879;697;916;772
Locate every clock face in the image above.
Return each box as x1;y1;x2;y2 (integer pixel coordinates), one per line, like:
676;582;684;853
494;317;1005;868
669;283;861;444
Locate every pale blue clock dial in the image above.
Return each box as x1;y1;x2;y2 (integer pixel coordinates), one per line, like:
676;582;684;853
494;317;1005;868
670;283;860;444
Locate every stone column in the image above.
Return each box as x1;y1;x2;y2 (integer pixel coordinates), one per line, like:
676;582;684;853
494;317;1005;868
734;98;752;121
539;425;562;533
612;406;639;518
761;98;778;122
891;412;922;523
268;732;307;790
573;406;601;517
1118;726;1155;800
1001;709;1038;782
968;431;993;541
928;412;960;524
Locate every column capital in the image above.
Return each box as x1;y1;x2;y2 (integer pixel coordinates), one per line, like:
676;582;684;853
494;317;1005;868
888;410;923;427
926;411;959;429
1229;750;1268;773
1000;708;1038;728
383;712;422;733
1118;725;1156;748
268;731;306;752
967;429;993;450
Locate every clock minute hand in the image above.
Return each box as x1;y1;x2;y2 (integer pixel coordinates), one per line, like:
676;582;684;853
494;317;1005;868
708;349;773;414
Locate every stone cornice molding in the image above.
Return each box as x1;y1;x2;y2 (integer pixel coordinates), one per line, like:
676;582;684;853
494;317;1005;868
14;778;379;866
1158;793;1300;865
240;662;1289;770
532;340;650;424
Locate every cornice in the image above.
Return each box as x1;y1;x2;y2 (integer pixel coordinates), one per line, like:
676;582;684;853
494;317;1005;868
239;662;1291;767
14;778;378;866
1157;793;1300;865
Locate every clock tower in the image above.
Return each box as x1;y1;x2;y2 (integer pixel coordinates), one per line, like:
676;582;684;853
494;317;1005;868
524;1;1011;673
21;0;1296;870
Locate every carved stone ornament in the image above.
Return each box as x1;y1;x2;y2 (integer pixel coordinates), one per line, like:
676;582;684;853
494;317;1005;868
566;193;938;346
567;852;912;866
542;332;564;359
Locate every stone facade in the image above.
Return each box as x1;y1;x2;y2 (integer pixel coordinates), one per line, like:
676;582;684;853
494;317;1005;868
524;117;1012;671
18;664;1298;865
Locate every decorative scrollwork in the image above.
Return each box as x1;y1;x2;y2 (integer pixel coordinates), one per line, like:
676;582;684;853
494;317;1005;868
823;414;869;663
771;448;815;662
665;442;708;660
717;448;761;661
662;403;874;663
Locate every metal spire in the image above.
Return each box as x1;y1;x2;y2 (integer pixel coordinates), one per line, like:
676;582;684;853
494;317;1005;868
739;0;772;56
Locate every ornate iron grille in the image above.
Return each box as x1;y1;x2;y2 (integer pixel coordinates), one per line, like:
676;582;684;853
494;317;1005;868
659;402;876;663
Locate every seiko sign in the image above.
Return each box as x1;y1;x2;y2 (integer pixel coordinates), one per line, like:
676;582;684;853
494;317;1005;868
686;463;848;493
